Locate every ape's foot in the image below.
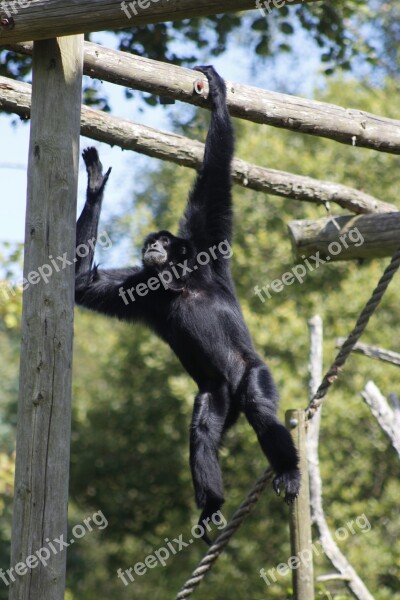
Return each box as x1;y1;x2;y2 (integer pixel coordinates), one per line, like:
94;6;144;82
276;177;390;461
197;497;224;546
273;468;301;505
193;65;226;104
82;147;112;198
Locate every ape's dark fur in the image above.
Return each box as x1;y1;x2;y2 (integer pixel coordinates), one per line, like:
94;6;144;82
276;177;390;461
75;66;300;544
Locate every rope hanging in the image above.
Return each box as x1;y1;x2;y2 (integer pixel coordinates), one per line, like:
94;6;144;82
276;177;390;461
176;468;273;600
305;245;400;420
176;245;400;600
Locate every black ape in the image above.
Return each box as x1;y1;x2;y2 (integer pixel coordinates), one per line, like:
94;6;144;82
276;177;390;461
75;66;300;543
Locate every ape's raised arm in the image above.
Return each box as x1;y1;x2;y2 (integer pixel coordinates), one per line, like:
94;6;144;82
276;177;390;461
76;147;111;276
75;148;149;319
179;66;234;251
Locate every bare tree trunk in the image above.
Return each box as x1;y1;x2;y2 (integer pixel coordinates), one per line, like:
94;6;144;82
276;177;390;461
307;316;374;600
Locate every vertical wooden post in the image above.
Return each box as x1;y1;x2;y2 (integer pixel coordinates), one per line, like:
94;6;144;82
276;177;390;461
285;409;314;600
9;36;83;600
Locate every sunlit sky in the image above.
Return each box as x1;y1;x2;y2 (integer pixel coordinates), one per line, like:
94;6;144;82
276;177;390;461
0;27;321;246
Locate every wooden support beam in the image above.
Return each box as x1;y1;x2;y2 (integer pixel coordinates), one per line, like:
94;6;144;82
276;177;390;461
0;0;313;44
6;40;400;155
9;35;83;600
288;213;400;261
286;410;314;600
0;76;395;215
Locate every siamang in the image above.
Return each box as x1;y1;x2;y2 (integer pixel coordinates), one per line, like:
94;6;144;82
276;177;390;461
75;66;300;543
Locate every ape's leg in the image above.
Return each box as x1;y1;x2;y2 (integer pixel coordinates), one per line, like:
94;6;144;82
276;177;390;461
190;390;230;544
241;364;301;503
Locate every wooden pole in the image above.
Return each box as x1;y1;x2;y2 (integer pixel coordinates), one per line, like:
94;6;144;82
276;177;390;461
9;35;83;600
286;409;314;600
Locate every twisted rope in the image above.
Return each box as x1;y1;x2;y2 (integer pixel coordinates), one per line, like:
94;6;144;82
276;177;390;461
176;468;273;599
176;246;400;599
305;246;400;420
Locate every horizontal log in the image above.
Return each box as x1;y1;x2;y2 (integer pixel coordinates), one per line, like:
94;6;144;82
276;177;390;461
0;0;316;44
0;75;393;215
288;213;400;261
6;40;400;155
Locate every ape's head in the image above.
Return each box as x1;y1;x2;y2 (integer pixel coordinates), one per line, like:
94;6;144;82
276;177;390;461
142;231;193;269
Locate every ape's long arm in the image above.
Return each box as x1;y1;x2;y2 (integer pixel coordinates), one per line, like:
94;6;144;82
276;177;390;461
76;147;111;276
75;148;149;319
179;66;234;251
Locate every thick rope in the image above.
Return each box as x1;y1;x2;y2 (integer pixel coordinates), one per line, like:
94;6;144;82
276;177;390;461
305;246;400;420
176;246;400;599
176;468;273;600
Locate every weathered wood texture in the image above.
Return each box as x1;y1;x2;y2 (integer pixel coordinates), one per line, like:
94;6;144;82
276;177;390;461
0;76;395;215
9;36;83;600
6;39;400;155
288;213;400;261
286;410;314;600
0;0;316;44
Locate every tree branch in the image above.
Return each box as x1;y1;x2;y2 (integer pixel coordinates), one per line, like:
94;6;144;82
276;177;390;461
0;76;393;214
336;339;400;367
5;40;400;155
361;382;400;458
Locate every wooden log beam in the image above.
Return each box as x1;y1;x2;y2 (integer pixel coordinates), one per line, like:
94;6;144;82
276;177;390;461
0;0;317;44
288;213;400;261
0;75;395;215
6;40;400;155
9;35;83;600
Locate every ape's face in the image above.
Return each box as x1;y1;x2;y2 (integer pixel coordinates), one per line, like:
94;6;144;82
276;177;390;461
142;231;191;268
